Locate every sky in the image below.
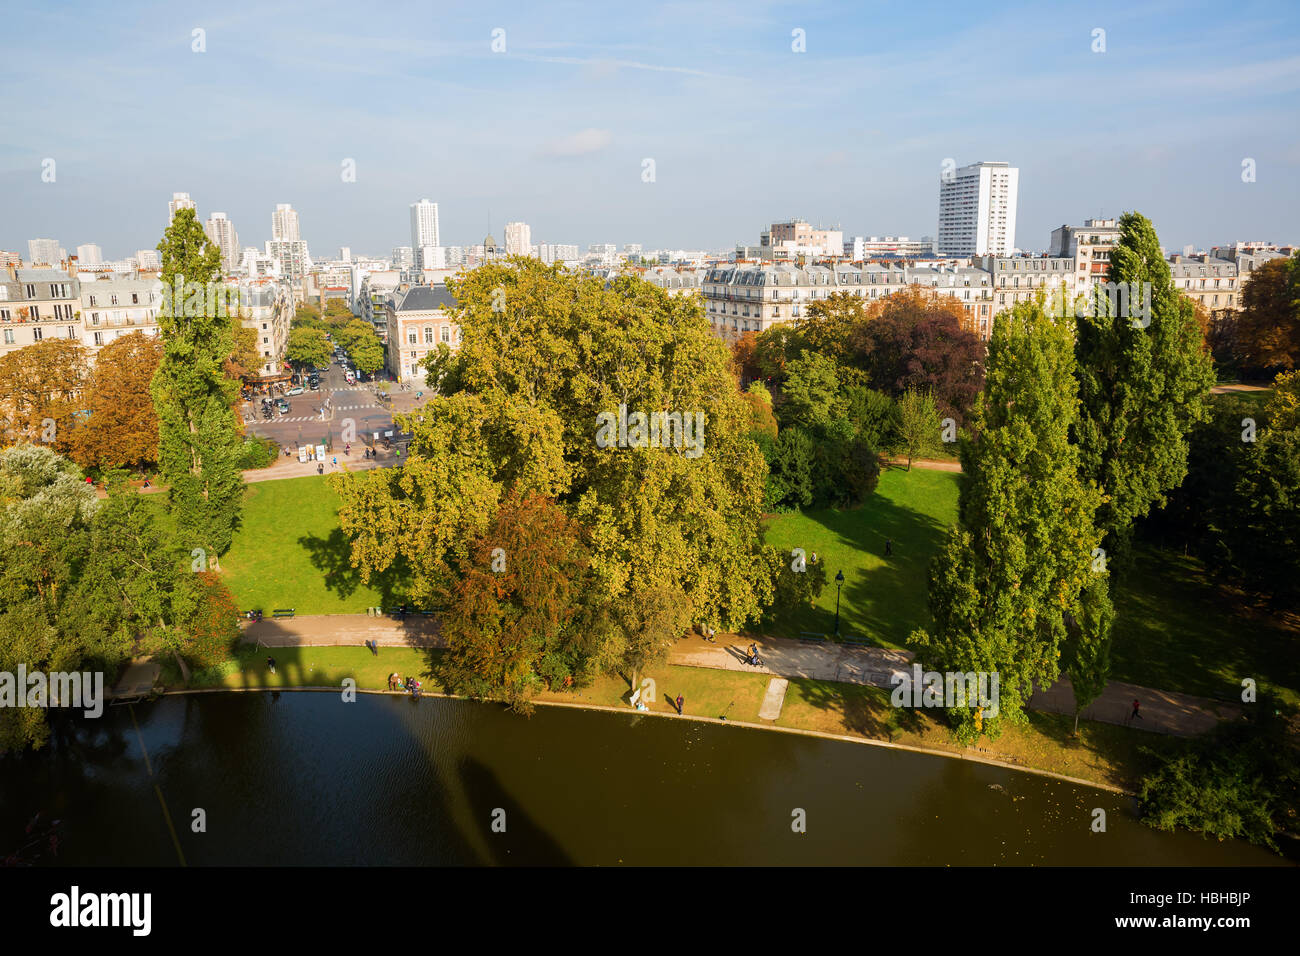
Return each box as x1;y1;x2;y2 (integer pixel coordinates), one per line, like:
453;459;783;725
2;0;1299;259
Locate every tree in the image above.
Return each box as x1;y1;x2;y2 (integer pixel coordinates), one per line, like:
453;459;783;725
69;331;162;473
286;326;332;372
1235;254;1300;375
842;385;900;451
0;446;108;751
730;332;762;386
1073;211;1215;562
336;318;384;375
336;259;775;644
895;388;942;470
914;302;1103;742
741;381;778;442
779;352;843;431
0;339;90;454
224;324;261;382
1063;575;1114;734
763;426;815;509
437;491;597;712
150;208;245;556
852;286;985;422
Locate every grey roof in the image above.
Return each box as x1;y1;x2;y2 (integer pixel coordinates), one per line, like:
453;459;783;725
396;284;458;312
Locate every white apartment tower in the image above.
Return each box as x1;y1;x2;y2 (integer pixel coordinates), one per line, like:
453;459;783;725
27;238;61;266
272;203;301;241
504;221;532;257
168;192;197;224
204;213;241;273
410;200;440;269
75;244;103;265
937;161;1019;256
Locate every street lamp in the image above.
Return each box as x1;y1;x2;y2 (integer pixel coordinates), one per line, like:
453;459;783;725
834;570;845;638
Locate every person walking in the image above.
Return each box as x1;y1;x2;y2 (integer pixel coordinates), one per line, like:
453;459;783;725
675;694;684;715
884;537;893;557
266;656;276;674
1130;699;1143;723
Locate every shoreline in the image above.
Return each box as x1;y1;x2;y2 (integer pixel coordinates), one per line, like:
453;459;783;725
156;683;1132;796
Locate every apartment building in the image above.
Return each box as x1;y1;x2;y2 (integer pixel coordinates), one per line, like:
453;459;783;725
240;278;293;380
637;266;706;296
844;236;936;259
1168;255;1241;315
1049;218;1122;292
80;277;162;349
0;266;82;357
384;284;460;383
703;261;995;342
937;162;1018;256
974;255;1080;316
760;220;844;259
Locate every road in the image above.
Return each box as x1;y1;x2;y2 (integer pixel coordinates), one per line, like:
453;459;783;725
241;359;406;452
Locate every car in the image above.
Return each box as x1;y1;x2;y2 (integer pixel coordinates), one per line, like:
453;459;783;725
275;399;290;413
309;381;321;390
287;386;304;396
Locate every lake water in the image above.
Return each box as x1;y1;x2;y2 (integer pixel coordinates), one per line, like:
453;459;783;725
1;691;1288;866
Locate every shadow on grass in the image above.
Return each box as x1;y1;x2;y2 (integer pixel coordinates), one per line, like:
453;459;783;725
789;678;927;741
298;527;411;606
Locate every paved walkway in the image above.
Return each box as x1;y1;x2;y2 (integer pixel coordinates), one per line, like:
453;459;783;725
234;616;1236;736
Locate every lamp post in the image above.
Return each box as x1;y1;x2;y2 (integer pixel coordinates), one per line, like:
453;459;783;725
834;570;845;638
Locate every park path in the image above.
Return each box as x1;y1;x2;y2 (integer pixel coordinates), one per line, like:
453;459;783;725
1210;383;1269;394
237;616;1237;736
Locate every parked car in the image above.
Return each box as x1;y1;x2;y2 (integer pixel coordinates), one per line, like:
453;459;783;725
287;386;304;396
275;399;291;413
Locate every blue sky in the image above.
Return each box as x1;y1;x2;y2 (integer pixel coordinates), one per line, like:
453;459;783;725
2;0;1298;258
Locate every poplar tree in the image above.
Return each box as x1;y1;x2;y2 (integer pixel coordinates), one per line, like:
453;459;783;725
914;302;1103;742
1073;211;1215;563
150;208;244;556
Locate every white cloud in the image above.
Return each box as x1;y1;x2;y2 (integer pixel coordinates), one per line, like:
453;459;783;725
539;128;613;157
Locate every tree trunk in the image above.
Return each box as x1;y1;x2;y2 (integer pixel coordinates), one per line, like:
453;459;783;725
173;652;192;685
1073;711;1080;735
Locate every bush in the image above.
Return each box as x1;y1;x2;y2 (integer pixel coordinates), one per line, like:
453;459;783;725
1137;703;1299;852
238;435;278;470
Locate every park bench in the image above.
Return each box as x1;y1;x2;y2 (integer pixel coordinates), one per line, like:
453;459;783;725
799;632;829;645
842;637;871;647
272;608;295;619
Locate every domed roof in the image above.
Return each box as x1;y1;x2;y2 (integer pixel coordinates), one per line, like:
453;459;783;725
484;234;497;250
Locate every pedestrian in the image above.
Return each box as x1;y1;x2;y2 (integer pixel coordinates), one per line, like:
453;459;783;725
675;694;684;715
317;463;324;475
332;456;338;467
1130;699;1143;722
884;537;893;557
266;656;276;674
368;640;378;657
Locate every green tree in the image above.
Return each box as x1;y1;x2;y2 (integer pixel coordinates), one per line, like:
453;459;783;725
286;326;332;372
336;259;774;647
336;318;385;375
914;302;1103;742
895;388;942;470
779;352;843;431
150;208;245;556
0;445;114;751
1063;575;1114;734
1074;211;1215;562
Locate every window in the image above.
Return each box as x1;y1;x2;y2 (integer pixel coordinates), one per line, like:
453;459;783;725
441;326;450;343
91;313;100;325
132;293;139;304
67;326;76;339
407;330;417;345
25;285;36;298
110;294;118;305
423;326;433;344
89;295;97;306
30;306;40;319
2;330;12;344
33;327;43;341
93;331;103;345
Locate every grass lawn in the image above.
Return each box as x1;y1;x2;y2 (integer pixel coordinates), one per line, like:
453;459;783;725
757;466;961;649
220;475;411;614
177;644;1180;791
1109;547;1300;708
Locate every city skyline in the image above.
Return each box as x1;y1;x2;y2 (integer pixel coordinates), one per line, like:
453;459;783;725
3;0;1299;257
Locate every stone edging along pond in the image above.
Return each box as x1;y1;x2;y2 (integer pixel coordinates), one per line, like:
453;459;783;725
156;684;1133;797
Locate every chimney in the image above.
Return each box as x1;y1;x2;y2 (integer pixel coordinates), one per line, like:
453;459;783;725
6;262;17;281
